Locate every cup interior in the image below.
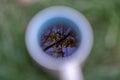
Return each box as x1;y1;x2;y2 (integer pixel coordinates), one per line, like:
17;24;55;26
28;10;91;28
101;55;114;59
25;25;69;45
38;17;81;58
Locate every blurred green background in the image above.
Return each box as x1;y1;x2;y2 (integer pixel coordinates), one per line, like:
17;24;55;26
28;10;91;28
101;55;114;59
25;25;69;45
0;0;120;80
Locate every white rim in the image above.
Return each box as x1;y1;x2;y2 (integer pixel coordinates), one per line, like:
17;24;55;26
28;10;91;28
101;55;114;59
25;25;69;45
25;6;93;71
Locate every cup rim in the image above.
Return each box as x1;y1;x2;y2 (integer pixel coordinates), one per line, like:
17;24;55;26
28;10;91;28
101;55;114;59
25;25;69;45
25;6;94;71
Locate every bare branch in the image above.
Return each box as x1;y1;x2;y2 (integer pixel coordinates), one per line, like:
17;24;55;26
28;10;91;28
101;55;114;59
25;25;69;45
43;32;71;51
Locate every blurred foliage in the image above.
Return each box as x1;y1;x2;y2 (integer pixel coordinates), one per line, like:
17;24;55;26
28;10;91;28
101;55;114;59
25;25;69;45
0;0;120;80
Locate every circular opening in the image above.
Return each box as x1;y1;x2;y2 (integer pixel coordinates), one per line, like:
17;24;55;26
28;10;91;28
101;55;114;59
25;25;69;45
38;17;81;58
25;6;93;70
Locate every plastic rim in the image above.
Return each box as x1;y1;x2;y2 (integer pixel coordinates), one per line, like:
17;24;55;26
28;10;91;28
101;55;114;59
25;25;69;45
25;6;93;71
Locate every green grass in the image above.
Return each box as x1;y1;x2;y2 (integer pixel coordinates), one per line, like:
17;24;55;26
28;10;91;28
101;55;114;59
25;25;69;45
0;0;120;80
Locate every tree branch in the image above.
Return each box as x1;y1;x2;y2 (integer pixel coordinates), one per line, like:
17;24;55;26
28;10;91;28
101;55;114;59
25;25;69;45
43;33;71;51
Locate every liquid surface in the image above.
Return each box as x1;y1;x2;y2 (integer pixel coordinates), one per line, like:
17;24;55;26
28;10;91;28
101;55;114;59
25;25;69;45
39;18;81;58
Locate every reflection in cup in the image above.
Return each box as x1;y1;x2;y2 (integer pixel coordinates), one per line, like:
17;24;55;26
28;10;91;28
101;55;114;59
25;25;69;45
39;17;81;58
